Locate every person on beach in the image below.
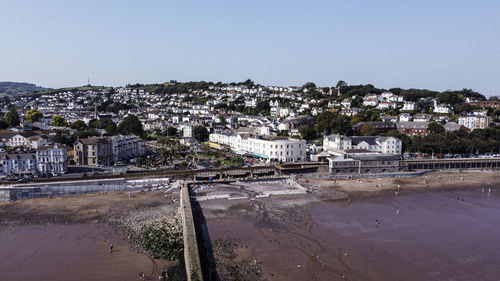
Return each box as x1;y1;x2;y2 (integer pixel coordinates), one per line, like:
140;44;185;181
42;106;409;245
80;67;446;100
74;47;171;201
375;219;379;227
109;244;113;253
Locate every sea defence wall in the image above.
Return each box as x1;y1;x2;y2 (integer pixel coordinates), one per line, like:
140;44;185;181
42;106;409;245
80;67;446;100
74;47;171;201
0;178;136;201
0;178;174;201
180;184;204;281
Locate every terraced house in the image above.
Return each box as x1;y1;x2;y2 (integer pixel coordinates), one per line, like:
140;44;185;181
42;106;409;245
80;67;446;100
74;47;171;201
323;134;402;155
74;137;112;166
209;131;306;162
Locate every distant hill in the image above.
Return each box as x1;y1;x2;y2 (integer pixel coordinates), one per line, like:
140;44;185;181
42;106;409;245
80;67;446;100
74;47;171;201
0;82;51;96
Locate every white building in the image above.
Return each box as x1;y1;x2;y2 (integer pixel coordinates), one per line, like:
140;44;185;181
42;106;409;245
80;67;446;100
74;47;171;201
36;145;68;175
209;131;306;162
0;153;38;177
402;101;418;111
340;108;362;117
377;101;397;110
111;135;146;162
7;132;39;147
244;98;258;108
413;114;430;122
433;100;453;114
341;99;351;108
458;116;490;130
399;113;411;122
363;95;379;107
27;135;51;149
180;124;193;138
323;134;402;155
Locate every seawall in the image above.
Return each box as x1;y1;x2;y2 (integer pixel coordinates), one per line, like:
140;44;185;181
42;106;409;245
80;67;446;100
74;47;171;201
180;184;204;281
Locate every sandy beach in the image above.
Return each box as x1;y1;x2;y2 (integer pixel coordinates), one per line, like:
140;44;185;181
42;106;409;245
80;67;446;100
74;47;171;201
200;171;500;281
0;190;180;281
0;171;498;280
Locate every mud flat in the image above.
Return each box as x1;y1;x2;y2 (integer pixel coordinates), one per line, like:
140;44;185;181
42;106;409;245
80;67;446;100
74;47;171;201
0;190;180;281
0;224;156;281
201;172;500;281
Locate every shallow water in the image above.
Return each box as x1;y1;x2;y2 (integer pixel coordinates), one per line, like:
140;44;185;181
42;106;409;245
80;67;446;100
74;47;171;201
0;224;155;281
311;188;500;280
206;188;500;281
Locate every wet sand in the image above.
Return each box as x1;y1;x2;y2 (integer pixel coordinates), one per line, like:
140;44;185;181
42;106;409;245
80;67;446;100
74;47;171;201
205;186;500;280
0;224;159;281
0;190;180;281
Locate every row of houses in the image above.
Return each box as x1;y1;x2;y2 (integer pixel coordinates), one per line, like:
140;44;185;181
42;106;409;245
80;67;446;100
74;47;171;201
209;130;306;162
0;131;51;149
305;134;405;173
323;134;402;154
73;135;145;166
0;145;67;177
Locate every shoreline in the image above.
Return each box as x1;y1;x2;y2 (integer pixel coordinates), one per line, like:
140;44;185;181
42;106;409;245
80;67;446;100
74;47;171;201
0;190;181;281
200;171;500;281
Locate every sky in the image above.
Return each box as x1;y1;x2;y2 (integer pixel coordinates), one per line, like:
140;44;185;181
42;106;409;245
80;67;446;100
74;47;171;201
1;0;499;96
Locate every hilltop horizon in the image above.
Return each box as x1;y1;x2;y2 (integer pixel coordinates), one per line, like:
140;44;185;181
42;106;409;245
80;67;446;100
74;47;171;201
1;79;498;98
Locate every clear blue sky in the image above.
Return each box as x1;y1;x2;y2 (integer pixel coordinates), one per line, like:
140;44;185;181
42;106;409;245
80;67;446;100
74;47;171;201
1;0;499;96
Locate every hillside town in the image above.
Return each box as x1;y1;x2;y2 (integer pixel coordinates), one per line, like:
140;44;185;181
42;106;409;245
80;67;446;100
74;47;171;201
0;80;498;180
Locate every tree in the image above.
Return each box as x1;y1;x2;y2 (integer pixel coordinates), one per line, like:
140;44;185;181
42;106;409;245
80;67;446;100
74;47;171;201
299;124;317;140
166;127;177;137
51;115;68;127
70;120;87;131
193;125;209;142
360;124;378;136
90;118;115;129
25;109;43;122
279;130;289;137
105;123;117;135
5;108;20;127
349;113;365;127
316;111;351;135
303;82;316;89
0;119;8;129
336;80;347;89
117;115;143;136
428;122;445;135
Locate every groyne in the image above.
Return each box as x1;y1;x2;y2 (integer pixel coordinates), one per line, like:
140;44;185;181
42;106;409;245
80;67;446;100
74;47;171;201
180;184;204;281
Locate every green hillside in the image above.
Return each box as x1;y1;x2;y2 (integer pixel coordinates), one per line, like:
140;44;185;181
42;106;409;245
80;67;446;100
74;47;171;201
0;82;50;96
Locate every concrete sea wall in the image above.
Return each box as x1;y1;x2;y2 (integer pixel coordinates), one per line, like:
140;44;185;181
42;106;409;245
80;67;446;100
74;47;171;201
180;184;204;281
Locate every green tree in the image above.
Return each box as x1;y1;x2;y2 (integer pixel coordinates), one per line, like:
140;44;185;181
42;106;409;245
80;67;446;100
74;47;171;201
0;119;8;129
25;109;43;122
336;80;347;89
117;115;144;136
360;124;378;136
316;111;351;135
5;108;20;127
70;120;87;131
299;124;317;140
166;126;177;137
279;130;289;137
105;123;117;135
90;118;115;129
51;115;68;127
428;122;445;135
193;125;209;142
349;113;365;127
